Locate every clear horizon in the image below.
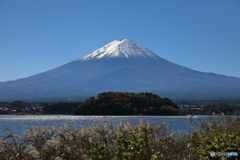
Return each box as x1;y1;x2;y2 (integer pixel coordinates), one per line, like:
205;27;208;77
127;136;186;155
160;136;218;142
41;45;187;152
0;0;240;82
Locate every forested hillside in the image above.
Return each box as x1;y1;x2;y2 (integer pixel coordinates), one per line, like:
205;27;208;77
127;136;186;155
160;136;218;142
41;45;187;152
73;92;180;115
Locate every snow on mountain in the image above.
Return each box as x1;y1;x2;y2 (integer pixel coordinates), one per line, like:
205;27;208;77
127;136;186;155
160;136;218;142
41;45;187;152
75;39;159;61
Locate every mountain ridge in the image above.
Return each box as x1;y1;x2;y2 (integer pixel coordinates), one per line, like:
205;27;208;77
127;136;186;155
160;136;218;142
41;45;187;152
0;39;240;101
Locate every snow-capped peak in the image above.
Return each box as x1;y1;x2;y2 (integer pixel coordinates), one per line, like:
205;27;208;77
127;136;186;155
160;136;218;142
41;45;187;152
75;39;159;61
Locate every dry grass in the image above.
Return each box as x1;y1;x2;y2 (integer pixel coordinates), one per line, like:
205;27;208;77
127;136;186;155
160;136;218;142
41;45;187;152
0;115;239;160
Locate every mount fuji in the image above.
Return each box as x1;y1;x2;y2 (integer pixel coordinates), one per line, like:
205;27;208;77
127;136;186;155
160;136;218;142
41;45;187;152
1;39;240;101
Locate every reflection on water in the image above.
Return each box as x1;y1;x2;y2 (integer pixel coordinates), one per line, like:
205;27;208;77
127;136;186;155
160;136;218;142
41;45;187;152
0;115;209;138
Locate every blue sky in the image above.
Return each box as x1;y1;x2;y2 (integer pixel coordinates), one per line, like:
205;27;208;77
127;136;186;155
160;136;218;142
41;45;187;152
0;0;240;82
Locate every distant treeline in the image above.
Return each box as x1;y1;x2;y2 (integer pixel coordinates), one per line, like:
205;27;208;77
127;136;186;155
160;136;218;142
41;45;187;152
42;102;78;114
73;92;180;115
203;103;240;115
174;99;240;106
2;92;240;115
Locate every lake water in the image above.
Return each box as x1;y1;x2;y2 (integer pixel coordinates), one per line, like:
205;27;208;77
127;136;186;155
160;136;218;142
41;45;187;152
0;115;210;138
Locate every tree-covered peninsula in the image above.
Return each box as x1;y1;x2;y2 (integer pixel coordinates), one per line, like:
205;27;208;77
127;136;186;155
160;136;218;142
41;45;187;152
73;92;180;115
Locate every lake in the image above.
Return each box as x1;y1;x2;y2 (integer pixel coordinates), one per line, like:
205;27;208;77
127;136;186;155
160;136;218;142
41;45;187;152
0;115;210;138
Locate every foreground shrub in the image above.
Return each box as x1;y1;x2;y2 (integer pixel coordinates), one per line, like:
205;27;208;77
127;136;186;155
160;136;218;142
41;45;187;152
190;115;240;160
197;128;240;160
0;115;239;160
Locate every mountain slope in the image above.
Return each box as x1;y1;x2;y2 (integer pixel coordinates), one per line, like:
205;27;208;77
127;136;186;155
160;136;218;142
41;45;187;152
1;39;240;101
